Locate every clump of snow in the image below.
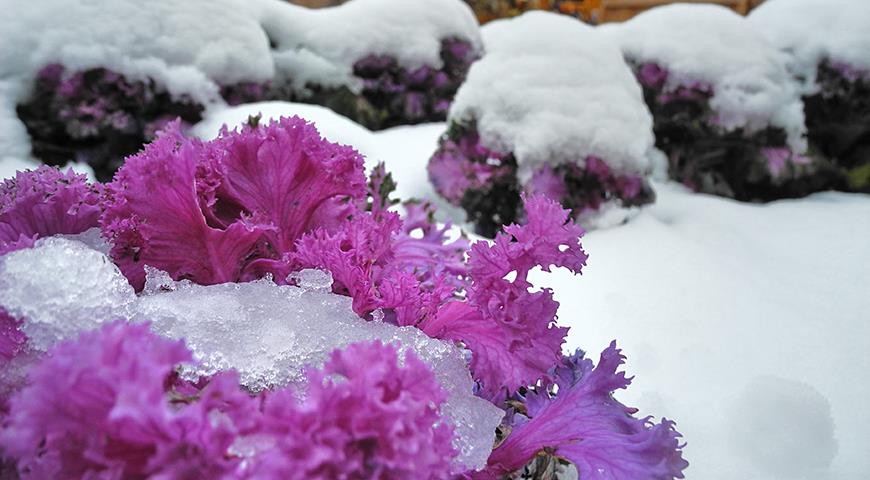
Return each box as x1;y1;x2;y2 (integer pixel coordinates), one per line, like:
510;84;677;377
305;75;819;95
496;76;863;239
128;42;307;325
451;11;654;182
0;237;134;351
606;3;807;152
0;234;501;472
193;102;380;165
728;375;837;479
136;268;502;471
749;0;870;89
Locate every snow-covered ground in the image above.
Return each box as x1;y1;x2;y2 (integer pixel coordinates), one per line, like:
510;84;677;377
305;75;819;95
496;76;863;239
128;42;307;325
549;184;869;480
2;104;868;479
376;123;870;480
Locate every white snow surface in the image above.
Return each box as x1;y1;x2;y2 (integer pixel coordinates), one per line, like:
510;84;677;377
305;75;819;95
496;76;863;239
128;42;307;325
0;0;481;160
749;0;870;89
606;3;807;152
364;122;870;479
0;237;135;352
449;12;655;183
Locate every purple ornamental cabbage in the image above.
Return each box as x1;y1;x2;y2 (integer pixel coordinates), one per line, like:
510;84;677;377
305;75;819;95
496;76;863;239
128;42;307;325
100;116;367;291
0;322;455;479
245;341;456;479
17;65;206;182
633;61;841;200
349;37;479;130
0;165;102;252
0;321;249;478
294;194;587;400
1;119;689;479
221;38;478;131
803;61;870;192
20;39;477;180
479;343;688;479
428;121;655;238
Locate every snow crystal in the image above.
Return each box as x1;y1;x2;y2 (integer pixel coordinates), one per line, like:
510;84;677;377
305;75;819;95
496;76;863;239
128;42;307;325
0;237;134;351
749;0;870;90
56;227;112;256
605;3;807;152
135;268;502;472
450;12;654;182
727;375;837;479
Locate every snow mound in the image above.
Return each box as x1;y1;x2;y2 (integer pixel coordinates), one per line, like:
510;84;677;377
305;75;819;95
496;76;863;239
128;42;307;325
728;375;837;479
0;237;134;351
749;0;870;88
606;3;806;151
451;11;654;181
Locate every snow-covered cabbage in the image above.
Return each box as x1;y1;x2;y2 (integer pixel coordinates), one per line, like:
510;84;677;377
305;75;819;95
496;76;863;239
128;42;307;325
0;0;482;178
607;3;841;201
750;0;870;193
429;12;656;237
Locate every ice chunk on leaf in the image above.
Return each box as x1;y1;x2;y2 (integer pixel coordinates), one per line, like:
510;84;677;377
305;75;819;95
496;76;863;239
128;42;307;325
0;237;134;351
135;268;503;472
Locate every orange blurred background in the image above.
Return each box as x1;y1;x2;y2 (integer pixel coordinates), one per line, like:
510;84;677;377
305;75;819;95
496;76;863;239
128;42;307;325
288;0;766;24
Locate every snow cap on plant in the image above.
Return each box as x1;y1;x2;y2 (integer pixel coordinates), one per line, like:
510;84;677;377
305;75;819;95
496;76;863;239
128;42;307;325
100;116;367;290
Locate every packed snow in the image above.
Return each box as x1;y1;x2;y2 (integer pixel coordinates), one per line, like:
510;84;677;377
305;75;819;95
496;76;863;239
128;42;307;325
450;12;655;182
0;237;502;472
0;237;134;352
749;0;870;89
136;268;502;472
0;0;481;162
605;3;807;152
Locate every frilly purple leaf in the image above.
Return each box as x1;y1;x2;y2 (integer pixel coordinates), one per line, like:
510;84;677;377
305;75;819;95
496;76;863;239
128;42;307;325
482;342;689;479
0;166;102;253
100;116;366;290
